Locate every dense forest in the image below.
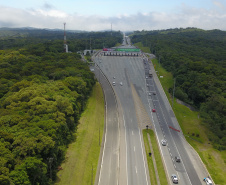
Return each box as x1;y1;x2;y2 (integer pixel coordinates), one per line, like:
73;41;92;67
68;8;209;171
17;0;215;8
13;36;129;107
0;29;122;185
0;28;122;51
131;28;226;150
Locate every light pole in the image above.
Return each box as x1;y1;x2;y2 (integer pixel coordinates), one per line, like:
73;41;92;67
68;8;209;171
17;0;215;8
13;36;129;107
172;78;176;109
48;157;53;180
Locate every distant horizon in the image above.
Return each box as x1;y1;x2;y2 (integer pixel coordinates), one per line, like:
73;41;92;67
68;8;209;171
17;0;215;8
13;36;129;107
1;26;225;33
0;0;226;31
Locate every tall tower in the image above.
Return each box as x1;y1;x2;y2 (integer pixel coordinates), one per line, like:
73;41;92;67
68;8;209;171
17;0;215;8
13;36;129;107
63;23;68;53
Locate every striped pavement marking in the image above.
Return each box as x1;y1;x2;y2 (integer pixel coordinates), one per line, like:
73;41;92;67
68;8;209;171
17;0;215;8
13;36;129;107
130;83;153;130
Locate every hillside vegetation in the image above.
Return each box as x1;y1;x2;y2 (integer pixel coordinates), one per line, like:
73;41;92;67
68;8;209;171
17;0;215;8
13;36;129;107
131;28;226;150
0;28;122;51
0;29;122;185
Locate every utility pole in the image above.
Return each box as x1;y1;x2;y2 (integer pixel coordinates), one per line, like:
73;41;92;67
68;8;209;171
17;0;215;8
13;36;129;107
91;164;93;185
157;56;161;75
48;157;53;180
63;23;68;53
172;78;176;109
90;36;91;50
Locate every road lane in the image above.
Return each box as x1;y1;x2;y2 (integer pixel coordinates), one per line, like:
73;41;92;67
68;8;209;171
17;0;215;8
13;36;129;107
95;47;206;185
94;65;120;185
99;55;150;185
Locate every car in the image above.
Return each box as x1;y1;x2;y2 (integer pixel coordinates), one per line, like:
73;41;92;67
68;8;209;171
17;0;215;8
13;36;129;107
153;92;156;95
113;76;116;79
204;177;213;185
161;139;167;146
152;109;156;112
148;92;152;96
120;82;123;86
171;174;178;184
146;76;148;79
112;82;116;86
175;156;181;162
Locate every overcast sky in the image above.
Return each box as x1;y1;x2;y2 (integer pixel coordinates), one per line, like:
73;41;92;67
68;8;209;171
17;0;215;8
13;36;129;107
0;0;226;31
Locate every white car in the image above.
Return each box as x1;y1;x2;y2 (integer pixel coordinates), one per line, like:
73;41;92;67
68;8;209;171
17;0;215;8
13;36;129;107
161;139;167;146
120;82;123;86
171;174;178;183
204;177;213;185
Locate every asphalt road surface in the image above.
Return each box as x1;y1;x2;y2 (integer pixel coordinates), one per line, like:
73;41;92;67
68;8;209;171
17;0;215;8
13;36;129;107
94;42;209;185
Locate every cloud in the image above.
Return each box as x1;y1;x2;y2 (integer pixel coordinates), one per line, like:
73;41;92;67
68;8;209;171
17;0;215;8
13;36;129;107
212;0;225;9
0;4;226;31
42;3;54;10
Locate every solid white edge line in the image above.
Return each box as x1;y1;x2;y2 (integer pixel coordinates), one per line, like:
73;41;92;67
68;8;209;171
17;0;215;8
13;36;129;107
146;78;171;185
153;72;192;185
138;128;149;185
122;115;128;185
98;96;107;185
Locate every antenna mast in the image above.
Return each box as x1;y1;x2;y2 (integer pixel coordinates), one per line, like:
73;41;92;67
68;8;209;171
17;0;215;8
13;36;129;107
63;22;68;53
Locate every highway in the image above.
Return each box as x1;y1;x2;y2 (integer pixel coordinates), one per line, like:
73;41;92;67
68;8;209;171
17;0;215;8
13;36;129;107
94;36;209;185
93;61;120;185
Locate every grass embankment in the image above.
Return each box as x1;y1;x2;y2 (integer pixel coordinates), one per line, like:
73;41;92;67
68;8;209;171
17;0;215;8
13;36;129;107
115;43;122;47
134;42;151;53
143;129;168;185
151;57;226;185
55;83;105;185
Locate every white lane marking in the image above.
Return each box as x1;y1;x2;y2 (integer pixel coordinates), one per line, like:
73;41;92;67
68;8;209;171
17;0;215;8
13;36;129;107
135;166;137;174
132;131;134;135
123;115;128;185
134;146;136;152
176;171;180;180
138;128;149;185
98;100;108;185
152;77;192;185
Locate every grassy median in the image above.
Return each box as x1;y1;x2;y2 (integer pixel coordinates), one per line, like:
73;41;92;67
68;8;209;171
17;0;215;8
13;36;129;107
55;82;105;185
143;129;168;185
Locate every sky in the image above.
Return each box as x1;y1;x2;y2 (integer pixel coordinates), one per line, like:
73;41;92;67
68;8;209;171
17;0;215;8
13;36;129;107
0;0;226;31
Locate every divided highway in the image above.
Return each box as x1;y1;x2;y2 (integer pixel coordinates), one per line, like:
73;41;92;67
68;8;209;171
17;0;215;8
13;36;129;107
94;39;209;185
